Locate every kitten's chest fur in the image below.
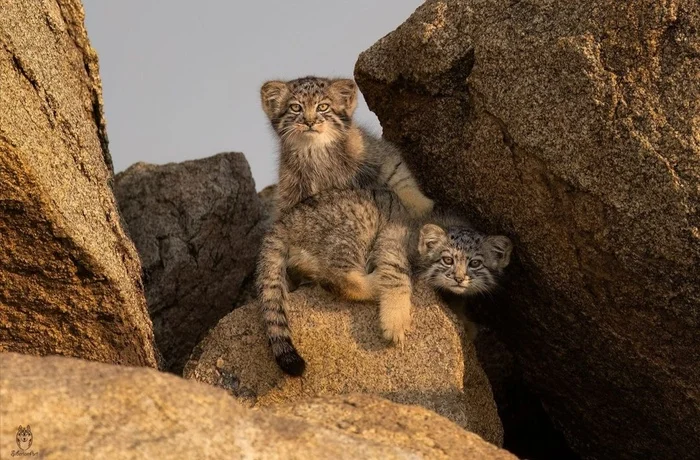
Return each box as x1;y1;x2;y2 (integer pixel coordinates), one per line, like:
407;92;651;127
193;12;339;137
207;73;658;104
281;141;362;199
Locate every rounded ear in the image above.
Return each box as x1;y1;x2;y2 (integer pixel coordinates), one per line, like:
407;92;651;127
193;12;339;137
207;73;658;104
418;224;447;255
260;81;289;118
329;79;358;116
484;235;513;269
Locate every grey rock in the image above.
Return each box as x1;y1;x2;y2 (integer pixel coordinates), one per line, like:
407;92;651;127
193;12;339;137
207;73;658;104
114;153;266;373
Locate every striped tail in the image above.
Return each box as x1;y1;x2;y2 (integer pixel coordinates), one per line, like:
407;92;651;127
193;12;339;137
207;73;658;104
256;225;306;376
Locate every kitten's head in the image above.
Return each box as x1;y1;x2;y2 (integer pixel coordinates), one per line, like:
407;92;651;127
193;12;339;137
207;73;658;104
418;224;512;296
260;77;357;148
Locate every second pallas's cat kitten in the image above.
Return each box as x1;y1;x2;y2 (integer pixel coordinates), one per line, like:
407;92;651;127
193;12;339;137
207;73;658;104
416;218;513;340
415;216;512;297
257;188;512;376
260;76;433;217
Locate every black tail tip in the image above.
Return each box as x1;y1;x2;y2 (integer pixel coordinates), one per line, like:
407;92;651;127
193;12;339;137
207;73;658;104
276;350;306;377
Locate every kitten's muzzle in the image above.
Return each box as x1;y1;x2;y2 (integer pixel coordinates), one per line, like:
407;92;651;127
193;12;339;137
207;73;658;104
453;279;472;291
294;122;318;134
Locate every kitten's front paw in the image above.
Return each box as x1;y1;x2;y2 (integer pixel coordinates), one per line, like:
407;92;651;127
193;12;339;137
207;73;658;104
380;294;412;347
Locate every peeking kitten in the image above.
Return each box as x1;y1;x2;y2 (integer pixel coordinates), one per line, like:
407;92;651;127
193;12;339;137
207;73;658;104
416;221;512;296
260;76;433;217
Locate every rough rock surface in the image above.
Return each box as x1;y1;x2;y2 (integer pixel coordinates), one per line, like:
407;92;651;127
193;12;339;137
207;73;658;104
114;153;266;373
184;283;503;446
257;183;278;227
0;352;517;459
355;1;700;459
0;0;157;367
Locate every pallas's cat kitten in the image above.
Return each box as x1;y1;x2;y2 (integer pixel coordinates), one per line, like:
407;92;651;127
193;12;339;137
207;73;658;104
257;189;512;376
416;218;513;297
258;188;417;376
260;76;433;217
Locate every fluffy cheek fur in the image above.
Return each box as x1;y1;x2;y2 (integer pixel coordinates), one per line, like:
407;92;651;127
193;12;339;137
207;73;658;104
422;259;457;292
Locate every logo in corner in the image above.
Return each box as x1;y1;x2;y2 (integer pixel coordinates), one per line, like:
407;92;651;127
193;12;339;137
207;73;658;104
12;425;38;457
15;426;32;451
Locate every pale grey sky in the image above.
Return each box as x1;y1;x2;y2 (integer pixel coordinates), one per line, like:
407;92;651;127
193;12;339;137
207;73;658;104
82;1;422;189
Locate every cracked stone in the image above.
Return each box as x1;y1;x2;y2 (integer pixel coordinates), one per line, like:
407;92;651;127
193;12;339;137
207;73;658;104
114;153;266;374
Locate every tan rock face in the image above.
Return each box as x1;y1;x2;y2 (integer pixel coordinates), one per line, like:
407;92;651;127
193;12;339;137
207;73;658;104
114;154;267;373
0;353;517;459
0;0;157;367
184;283;504;447
355;1;700;459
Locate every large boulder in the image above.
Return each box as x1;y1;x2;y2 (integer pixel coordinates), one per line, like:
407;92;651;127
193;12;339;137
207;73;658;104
355;1;700;459
114;153;267;373
0;352;517;459
0;0;157;367
184;283;504;446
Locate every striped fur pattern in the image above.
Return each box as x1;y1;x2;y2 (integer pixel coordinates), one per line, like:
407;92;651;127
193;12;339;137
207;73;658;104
416;219;513;296
256;188;414;376
260;76;433;217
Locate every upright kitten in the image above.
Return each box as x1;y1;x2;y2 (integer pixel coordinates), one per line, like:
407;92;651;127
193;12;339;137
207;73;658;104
257;188;415;376
260;76;433;217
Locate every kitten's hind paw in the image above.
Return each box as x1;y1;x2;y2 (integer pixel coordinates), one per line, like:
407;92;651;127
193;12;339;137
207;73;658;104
275;350;306;376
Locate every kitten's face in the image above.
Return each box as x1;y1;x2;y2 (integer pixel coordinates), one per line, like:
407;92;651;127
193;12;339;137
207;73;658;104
260;77;357;148
418;224;512;296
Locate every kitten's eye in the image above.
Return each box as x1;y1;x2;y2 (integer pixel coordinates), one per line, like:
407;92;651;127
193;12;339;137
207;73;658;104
442;256;454;265
317;103;330;112
469;259;482;268
289;103;302;113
